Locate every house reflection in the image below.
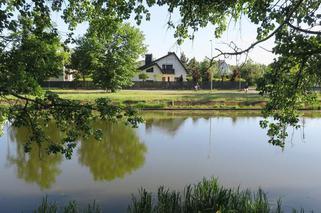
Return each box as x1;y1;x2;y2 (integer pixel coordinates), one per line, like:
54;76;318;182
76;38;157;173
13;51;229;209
145;117;187;136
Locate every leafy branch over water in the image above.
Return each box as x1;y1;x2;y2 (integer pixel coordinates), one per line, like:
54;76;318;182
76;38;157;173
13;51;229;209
5;92;142;159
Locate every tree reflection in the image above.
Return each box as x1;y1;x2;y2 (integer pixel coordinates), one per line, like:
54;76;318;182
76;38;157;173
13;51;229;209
78;121;146;181
7;125;63;189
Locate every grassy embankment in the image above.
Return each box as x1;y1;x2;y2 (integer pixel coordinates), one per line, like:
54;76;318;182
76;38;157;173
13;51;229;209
2;89;321;110
50;89;267;110
49;89;321;110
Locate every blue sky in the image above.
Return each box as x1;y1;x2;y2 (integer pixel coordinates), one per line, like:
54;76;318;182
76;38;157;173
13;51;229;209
51;5;276;65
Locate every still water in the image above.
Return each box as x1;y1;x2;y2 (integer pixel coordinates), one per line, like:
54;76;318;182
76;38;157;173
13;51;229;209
0;111;321;212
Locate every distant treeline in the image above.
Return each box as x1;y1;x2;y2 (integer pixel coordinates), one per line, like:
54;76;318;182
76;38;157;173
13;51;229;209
180;52;269;86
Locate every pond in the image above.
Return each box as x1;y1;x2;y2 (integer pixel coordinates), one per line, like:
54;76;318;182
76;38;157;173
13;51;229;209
0;111;321;212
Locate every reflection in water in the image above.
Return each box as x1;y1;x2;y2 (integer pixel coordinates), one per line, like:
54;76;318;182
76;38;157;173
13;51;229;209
3;111;321;212
0;116;5;137
143;111;254;135
7;126;63;189
7;121;146;187
145;117;187;135
78;121;146;181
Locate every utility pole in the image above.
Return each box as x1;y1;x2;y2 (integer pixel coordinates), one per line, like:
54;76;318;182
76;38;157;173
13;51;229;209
210;40;213;91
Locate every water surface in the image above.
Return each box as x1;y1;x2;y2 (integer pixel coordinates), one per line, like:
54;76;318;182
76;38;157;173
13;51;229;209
0;111;320;212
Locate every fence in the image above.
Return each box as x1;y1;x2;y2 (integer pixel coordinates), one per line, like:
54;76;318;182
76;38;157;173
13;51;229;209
41;81;246;90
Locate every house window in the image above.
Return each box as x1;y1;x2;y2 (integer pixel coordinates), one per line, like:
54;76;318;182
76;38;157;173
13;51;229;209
146;67;154;73
162;64;173;70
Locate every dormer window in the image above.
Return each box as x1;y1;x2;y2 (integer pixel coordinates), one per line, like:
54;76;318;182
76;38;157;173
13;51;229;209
146;67;154;73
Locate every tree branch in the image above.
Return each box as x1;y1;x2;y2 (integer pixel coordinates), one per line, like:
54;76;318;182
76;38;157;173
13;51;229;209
286;21;321;35
207;0;304;62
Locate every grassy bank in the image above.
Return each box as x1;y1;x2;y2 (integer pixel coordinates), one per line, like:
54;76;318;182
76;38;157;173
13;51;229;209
3;89;321;110
50;89;268;110
32;178;309;213
51;89;321;110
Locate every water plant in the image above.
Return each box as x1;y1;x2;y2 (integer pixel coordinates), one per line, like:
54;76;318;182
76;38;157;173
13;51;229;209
33;178;311;212
33;197;101;213
128;178;285;213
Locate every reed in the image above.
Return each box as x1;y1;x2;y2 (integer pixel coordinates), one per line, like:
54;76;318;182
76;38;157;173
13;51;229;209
128;178;292;213
33;197;101;213
33;178;311;212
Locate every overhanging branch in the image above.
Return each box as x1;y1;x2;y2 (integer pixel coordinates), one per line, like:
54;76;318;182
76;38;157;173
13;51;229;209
286;21;321;35
207;0;304;63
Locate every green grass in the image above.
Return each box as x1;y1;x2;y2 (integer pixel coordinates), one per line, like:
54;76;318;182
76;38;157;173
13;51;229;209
32;178;310;212
128;178;307;213
128;177;274;213
47;89;268;109
3;89;321;110
52;89;263;101
33;197;101;213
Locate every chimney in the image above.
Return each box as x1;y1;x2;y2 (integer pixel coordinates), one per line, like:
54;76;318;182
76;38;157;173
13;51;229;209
145;54;152;65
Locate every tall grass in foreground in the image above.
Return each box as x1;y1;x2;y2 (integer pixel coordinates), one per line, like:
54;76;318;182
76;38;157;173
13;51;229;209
33;178;310;212
33;197;101;213
128;178;307;213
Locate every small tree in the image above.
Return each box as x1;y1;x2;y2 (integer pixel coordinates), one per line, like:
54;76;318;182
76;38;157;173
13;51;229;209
187;58;201;83
199;59;218;83
239;60;266;86
138;73;149;82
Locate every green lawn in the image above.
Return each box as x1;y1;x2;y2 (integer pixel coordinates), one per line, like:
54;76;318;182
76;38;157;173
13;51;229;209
52;89;262;101
48;89;267;109
3;89;321;110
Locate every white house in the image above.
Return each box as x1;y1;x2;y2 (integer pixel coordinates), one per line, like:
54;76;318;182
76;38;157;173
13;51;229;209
133;52;188;82
218;60;232;76
48;68;75;81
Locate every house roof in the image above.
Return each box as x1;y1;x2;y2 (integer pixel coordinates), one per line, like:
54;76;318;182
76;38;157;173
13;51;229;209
138;52;188;74
139;62;163;71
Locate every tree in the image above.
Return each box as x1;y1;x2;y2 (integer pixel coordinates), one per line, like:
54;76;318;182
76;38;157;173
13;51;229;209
199;59;218;82
71;20;146;92
0;13;142;158
230;69;240;82
138;73;149;82
70;37;96;82
1;17;69;95
187;58;201;83
239;60;267;86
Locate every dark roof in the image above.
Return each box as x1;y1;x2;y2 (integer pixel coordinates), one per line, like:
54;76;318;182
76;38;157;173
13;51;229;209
139;62;162;70
138;52;188;74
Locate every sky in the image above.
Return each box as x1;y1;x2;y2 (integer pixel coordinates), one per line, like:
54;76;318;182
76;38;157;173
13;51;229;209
51;5;276;65
132;6;276;65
